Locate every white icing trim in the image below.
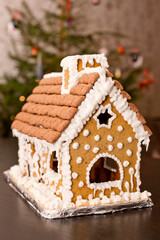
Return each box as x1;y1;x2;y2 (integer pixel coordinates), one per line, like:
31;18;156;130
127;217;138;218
93;103;116;129
125;181;130;192
60;54;109;94
86;152;124;192
43;72;62;78
129;167;134;190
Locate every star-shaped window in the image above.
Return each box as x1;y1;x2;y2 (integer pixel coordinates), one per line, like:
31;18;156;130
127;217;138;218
93;104;116;129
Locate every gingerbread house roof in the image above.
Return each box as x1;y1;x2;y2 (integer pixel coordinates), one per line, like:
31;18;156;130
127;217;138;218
11;54;152;149
11;72;100;143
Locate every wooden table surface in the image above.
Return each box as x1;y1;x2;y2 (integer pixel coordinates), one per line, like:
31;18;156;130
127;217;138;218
0;119;160;240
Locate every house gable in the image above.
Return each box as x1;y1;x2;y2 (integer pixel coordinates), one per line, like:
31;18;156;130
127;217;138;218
69;96;139;203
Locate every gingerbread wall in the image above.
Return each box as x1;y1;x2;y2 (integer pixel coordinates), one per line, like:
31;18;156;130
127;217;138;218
69;96;139;203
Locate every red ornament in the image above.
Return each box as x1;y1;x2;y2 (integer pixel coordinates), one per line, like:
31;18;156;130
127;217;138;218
92;0;100;5
31;46;38;56
13;11;20;20
133;47;139;54
66;0;71;11
117;46;124;54
139;70;155;89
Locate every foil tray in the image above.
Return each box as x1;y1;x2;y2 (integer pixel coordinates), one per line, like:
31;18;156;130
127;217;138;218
3;170;154;220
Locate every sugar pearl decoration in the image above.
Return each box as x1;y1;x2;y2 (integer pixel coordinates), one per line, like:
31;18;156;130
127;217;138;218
93;147;100;153
107;135;113;142
77;157;82;164
83;129;90;136
84;144;90;150
123;160;130;167
72;172;78;179
118;126;123;132
108;145;113;151
94;135;100;141
128;137;133;143
79;181;84;187
72;142;79;149
127;149;132;156
117;142;123;149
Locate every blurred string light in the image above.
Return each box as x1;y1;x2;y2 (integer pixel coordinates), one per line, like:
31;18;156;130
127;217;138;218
115;68;122;79
10;115;15;121
19;96;25;102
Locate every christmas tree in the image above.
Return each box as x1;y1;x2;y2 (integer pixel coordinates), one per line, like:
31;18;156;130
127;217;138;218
0;0;155;137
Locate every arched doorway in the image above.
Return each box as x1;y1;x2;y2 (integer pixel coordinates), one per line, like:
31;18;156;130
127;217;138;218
86;153;123;191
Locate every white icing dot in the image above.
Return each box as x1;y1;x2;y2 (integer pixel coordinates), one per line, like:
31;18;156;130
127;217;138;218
93;147;100;153
77;195;82;200
76;157;82;164
83;129;90;136
117;143;123;149
84;144;90;150
123;160;130;167
107;135;113;142
118;126;123;132
94;135;100;141
108;145;113;151
128;137;133;143
72;142;79;149
72;172;78;179
127;149;132;156
79;181;84;187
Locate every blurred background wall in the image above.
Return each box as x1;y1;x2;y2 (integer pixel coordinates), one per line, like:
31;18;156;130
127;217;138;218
0;0;159;118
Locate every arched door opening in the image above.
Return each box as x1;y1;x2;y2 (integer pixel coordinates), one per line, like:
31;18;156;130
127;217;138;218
90;157;120;183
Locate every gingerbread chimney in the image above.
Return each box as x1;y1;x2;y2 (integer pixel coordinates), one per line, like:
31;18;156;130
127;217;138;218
60;54;109;94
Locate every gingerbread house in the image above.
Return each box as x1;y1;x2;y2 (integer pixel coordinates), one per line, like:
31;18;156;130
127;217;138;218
4;54;153;219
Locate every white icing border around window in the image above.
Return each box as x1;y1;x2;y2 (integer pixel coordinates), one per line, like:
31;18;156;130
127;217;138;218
86;152;124;192
93;103;116;129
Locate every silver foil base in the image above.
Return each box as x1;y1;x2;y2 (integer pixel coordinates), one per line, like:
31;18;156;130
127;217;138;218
3;170;154;219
